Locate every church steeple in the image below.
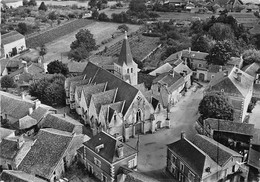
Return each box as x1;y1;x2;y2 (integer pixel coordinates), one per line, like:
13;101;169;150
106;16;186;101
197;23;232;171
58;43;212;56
117;31;134;66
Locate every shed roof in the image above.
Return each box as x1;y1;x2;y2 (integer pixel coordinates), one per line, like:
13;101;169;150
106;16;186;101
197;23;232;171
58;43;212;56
1;31;24;45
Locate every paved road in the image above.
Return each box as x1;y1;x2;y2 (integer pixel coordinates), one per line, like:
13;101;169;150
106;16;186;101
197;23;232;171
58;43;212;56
126;84;204;181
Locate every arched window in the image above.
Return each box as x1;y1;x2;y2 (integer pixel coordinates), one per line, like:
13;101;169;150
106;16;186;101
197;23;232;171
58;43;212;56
131;68;133;73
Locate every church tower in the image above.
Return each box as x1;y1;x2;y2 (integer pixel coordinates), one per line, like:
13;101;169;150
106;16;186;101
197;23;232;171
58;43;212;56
114;32;138;86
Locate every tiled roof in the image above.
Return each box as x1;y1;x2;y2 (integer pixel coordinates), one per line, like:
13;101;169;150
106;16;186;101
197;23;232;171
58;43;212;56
0;127;15;141
181;50;208;60
88;55;115;66
250;24;260;35
124;170;160;182
117;34;134;66
18;129;74;180
30;106;55;122
8;63;44;80
153;72;185;93
0;91;34;120
163;52;180;64
67;61;88;73
0;139;20;159
252;128;260;145
91;89;117;115
82;62;139;115
41;114;82;133
65;75;85;90
138;72;155;89
100;101;125;123
0;170;46;182
242;62;260;78
192;135;241;167
149;63;173;76
204;118;255;136
82;83;107;107
167;138;206;177
1;31;24;45
227;57;243;67
70;78;91;96
173;63;192;75
206;67;254;97
248;146;260;170
0;59;10;75
13;115;37;130
84;131;137;163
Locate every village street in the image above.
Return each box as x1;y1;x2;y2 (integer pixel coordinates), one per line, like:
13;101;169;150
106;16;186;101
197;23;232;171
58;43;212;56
126;83;205;181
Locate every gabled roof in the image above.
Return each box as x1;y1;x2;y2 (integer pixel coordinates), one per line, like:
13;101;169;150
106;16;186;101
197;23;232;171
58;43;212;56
82;62;139;115
0;127;15;141
153;72;185;93
30;105;55;122
18;129;77;180
193;135;241;167
67;61;88;73
100;101;125;122
117;33;134;66
65;75;85;89
173;62;193;75
83;131;137;163
181;50;208;60
227;0;243;5
42;114;83;133
204;118;255;136
1;31;24;45
13;115;37;130
0;59;10;75
91;89;117;115
206;67;254;97
242;62;260;78
70;78;91;95
82;82;107;107
0;170;45;182
167;137;206;177
0;170;46;182
149;63;173;76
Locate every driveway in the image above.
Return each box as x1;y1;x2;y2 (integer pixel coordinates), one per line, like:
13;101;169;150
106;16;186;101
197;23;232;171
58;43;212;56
126;84;204;181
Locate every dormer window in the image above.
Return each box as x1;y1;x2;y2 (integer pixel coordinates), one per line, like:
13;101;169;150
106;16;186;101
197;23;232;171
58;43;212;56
95;144;104;153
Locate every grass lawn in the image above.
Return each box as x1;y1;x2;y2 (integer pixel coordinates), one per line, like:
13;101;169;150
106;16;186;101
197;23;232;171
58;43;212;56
157;11;214;21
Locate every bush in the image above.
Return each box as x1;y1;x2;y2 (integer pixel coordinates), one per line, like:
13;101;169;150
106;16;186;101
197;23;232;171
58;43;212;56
142;32;161;37
98;12;109;21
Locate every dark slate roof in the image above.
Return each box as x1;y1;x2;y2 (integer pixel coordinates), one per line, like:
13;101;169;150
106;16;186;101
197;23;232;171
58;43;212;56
18;129;73;180
83;131;137;163
82;62;139;115
151;97;159;110
82;83;107;107
206;67;254;97
149;63;173;76
227;0;243;5
192;135;241;167
138;73;155;90
242;62;260;78
91;89;117;115
167;138;206;177
13;115;37;130
0;91;34;120
0;139;20;159
65;75;85;90
248;146;260;170
41;114;82;133
1;31;24;45
30;106;54;122
117;34;134;66
153;72;185;93
0;170;46;182
100;101;125;123
204;118;255;136
181;50;208;60
70;78;91;96
67;61;88;73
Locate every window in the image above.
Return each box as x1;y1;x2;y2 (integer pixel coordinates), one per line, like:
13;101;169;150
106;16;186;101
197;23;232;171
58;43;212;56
180;162;184;172
114;115;116;121
188;171;195;182
127;69;129;73
179;173;183;182
7;164;12;170
137;96;142;101
221;89;224;92
101;173;107;182
128;159;135;168
94;157;101;168
232;165;236;172
171;154;176;164
171;166;175;175
211;75;215;79
158;86;160;92
131;68;133;73
198;63;202;68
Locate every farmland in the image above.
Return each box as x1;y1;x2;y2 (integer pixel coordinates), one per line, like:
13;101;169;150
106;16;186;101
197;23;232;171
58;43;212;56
157;11;214;21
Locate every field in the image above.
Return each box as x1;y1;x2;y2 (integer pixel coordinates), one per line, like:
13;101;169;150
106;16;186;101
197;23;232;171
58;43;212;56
157;11;214;21
98;33;160;62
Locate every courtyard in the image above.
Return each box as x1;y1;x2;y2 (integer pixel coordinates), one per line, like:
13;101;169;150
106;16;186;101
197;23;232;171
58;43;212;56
126;83;205;181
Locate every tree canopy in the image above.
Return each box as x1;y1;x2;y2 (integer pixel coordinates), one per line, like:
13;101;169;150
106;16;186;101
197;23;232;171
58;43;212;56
47;60;69;76
191;34;210;53
129;0;146;13
242;49;260;66
1;75;15;89
17;22;28;35
118;24;129;32
28;0;37;6
39;44;47;58
208;23;234;41
29;74;66;106
69;29;97;62
198;92;234;120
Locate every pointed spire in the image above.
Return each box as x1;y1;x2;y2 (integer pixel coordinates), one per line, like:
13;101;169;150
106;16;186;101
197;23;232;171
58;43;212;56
117;31;134;66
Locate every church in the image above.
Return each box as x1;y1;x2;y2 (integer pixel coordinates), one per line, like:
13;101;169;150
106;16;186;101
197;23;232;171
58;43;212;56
65;33;168;141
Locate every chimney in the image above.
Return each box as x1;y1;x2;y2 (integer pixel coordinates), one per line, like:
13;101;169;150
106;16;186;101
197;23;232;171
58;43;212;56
188;47;191;54
38;57;42;64
95;143;104;153
223;70;228;77
29;108;33;115
34;99;41;109
219;66;222;72
21;92;25;100
181;131;185;139
236;72;242;82
63;113;66;118
17;135;25;149
22;61;28;73
124;31;128;39
117;144;124;158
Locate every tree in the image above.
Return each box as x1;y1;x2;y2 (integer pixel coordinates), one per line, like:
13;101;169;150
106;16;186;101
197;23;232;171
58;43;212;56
208;23;234;41
47;60;69;76
38;2;47;11
118;24;129;32
242;49;260;66
48;11;57;21
29;74;66;106
129;0;146;12
69;29;97;61
190;20;204;35
39;44;47;59
17;22;28;35
23;0;29;6
98;12;110;21
191;34;210;53
206;41;236;65
1;75;15;90
198;92;234;120
92;9;99;19
89;0;97;8
28;0;37;6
